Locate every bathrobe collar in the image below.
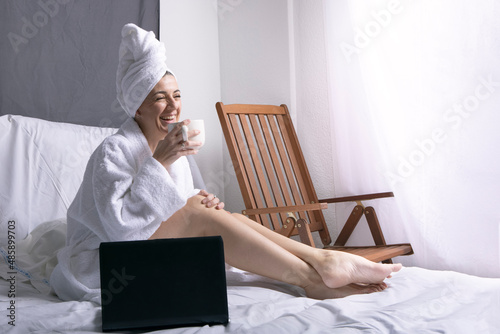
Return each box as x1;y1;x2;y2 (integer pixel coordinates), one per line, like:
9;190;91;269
120;117;152;164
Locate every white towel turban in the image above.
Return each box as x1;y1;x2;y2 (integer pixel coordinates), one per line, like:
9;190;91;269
116;23;173;117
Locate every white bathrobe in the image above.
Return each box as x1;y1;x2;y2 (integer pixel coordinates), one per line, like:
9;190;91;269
50;118;199;303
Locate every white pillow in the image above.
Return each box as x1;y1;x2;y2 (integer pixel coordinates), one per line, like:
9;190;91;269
0;115;117;246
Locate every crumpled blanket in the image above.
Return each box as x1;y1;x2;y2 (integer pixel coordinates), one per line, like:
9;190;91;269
0;219;66;295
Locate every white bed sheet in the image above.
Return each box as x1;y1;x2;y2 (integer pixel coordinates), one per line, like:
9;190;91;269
1;265;499;333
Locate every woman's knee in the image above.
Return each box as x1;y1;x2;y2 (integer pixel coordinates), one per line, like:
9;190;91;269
185;194;222;217
185;195;207;212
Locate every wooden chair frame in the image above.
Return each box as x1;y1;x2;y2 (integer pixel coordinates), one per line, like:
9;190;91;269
216;102;413;263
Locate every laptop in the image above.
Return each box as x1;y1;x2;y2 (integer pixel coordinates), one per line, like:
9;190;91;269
99;236;229;332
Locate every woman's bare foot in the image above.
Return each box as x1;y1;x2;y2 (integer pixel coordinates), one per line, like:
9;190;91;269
282;262;389;300
308;249;402;289
304;281;388;299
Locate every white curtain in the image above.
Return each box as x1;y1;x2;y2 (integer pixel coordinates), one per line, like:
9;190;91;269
323;0;500;277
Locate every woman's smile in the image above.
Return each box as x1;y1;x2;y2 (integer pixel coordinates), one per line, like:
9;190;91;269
159;114;178;128
135;74;182;147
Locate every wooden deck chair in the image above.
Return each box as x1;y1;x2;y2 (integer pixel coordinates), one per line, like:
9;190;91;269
216;102;413;263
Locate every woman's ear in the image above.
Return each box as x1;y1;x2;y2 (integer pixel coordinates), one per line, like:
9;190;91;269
135;110;141;118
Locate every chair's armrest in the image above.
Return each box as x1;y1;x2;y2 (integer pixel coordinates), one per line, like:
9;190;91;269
319;192;394;204
242;203;328;216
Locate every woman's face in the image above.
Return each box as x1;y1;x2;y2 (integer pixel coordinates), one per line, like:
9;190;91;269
135;74;182;141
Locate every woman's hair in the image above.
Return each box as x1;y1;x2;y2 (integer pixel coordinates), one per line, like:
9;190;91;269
164;70;174;77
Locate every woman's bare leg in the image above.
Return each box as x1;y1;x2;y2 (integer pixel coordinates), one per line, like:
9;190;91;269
230;213;402;289
149;195;383;299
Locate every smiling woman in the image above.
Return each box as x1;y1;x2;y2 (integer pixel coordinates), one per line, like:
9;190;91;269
49;23;402;305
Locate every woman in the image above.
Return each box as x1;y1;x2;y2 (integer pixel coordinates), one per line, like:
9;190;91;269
50;24;401;304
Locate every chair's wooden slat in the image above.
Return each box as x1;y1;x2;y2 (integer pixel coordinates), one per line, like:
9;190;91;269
227;113;270;228
242;202;328;216
239;114;281;229
319;192;394;204
259;113;301;232
276;114;310;204
259;114;295;209
267;115;303;210
248;115;288;224
217;104;263;224
223;104;287;115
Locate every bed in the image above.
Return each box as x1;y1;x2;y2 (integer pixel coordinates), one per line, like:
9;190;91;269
0;114;499;333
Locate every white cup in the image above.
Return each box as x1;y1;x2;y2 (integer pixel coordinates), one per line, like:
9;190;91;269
168;120;205;149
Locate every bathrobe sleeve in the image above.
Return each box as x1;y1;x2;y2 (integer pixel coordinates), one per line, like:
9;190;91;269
91;136;190;242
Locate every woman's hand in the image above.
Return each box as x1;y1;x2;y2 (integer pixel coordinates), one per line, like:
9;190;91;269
153;120;202;168
198;189;225;210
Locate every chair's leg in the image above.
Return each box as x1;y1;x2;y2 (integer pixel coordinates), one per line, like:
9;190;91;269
334;205;364;246
295;218;315;247
364;207;386;245
364;206;392;264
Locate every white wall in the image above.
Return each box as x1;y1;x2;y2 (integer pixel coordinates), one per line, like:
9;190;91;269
159;0;224;197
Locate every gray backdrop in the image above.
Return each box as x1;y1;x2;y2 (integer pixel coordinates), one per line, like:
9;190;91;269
0;0;159;127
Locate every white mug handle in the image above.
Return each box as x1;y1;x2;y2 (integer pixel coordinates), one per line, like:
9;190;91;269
181;125;189;142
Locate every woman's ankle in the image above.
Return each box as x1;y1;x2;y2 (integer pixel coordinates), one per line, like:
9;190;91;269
279;261;322;289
